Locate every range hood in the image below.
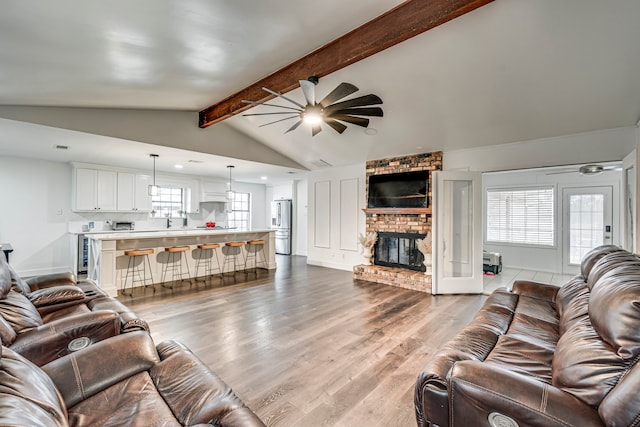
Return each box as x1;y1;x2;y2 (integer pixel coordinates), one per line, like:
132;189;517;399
201;192;228;202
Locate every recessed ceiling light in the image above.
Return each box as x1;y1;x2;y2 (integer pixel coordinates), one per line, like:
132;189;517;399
187;160;203;163
364;128;378;136
174;164;183;169
261;176;268;180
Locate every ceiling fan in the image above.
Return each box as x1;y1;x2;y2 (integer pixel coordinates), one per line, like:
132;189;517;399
241;76;383;136
546;164;622;176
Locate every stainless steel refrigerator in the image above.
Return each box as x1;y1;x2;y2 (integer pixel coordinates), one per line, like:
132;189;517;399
271;199;292;255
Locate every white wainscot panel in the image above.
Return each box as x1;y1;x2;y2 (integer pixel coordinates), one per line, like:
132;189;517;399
314;181;331;248
340;178;359;251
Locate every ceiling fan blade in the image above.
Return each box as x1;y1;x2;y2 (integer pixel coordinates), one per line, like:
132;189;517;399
299;80;316;106
323;118;348;134
312;123;322;136
319;82;359;107
324;94;383;115
241;99;301;111
262;87;305;109
330;107;383;117
331;114;370;128
259;116;299;127
285;119;303;133
243;111;301;116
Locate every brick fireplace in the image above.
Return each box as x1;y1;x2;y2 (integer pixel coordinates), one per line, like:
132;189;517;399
353;152;442;293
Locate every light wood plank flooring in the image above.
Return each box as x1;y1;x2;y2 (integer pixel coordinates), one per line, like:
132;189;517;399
121;256;487;427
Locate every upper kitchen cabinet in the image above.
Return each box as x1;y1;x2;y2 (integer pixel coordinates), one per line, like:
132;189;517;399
74;168;117;211
116;172;152;212
201;180;228;202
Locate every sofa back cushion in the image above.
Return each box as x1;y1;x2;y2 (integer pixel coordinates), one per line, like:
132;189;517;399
0;253;11;299
0;346;69;426
585;251;640;290
554;255;640;409
579;245;625;280
0;290;43;334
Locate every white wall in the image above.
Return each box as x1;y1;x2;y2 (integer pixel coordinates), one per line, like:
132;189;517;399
0;157;75;275
0;156;268;276
444;126;637;173
307;164;366;271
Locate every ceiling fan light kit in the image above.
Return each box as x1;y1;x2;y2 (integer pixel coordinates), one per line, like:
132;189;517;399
242;77;383;136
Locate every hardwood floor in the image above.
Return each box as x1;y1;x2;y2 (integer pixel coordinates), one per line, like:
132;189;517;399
121;255;487;427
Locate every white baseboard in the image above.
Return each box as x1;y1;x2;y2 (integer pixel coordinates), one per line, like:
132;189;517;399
18;266;73;278
306;258;354;271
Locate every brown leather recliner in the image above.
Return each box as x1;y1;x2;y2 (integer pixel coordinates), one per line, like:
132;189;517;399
415;245;640;427
0;331;266;426
0;253;148;365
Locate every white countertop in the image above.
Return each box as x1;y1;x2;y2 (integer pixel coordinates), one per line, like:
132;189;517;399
85;228;274;240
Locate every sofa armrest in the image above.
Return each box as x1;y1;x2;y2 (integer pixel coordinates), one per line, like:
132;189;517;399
88;297;149;332
511;280;560;302
42;331;158;408
28;285;86;308
449;360;603;427
25;272;77;291
10;309;121;366
153;340;266;427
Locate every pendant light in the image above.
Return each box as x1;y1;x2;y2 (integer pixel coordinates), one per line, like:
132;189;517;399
148;154;159;196
226;165;235;200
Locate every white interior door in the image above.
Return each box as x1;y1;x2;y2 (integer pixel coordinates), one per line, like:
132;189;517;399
562;186;613;275
433;171;483;294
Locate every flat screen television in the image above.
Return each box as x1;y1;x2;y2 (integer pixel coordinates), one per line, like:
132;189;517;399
367;170;428;208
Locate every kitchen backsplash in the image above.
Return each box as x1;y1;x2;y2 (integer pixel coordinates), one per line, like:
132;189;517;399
67;202;228;233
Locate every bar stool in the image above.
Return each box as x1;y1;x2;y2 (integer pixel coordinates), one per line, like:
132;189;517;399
121;248;155;296
223;241;246;276
245;240;268;273
195;243;222;282
161;246;192;289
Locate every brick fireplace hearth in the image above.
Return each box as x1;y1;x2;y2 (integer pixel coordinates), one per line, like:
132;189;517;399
353;152;442;293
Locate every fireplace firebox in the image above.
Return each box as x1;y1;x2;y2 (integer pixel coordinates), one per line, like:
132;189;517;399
374;232;426;272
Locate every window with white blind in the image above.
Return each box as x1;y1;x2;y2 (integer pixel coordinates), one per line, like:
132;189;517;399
151;186;184;218
228;192;250;231
486;187;555;246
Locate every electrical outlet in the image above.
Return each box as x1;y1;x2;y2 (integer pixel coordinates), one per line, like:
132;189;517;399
56;209;63;215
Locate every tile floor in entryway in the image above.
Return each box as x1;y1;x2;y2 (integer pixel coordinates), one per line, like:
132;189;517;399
483;268;574;295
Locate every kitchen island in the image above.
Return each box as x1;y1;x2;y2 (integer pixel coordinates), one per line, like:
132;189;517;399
86;229;276;297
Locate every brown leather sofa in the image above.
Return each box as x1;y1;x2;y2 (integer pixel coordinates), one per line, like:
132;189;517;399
415;245;640;427
0;330;266;426
0;252;148;365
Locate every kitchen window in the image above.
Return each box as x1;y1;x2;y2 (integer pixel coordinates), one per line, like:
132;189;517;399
228;192;250;231
151;186;184;218
486;187;554;246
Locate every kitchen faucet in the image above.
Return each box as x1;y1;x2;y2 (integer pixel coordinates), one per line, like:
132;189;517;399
166;217;172;228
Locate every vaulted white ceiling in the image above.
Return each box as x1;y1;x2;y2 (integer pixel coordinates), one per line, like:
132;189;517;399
1;1;639;180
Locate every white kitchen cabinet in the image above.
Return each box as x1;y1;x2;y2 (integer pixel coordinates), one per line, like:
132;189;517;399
117;172;152;211
74;168;117;211
134;174;153;211
117;172;135;211
184;178;201;213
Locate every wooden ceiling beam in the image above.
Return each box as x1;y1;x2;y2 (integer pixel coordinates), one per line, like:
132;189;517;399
199;0;494;128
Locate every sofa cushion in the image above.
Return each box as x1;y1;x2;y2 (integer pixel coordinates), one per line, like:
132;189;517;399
580;244;625;280
0;253;11;299
486;335;555;383
0;316;17;345
6;262;31;295
0;290;43;333
586;251;640;290
67;370;179;426
590;268;640;360
553;275;628;406
0;346;68;427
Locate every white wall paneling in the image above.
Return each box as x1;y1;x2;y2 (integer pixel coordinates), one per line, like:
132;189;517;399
340;178;359;251
314;181;331;248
